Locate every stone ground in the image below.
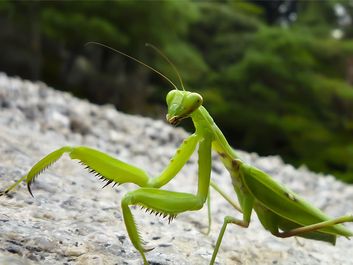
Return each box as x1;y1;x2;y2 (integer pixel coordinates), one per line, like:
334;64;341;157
0;72;352;265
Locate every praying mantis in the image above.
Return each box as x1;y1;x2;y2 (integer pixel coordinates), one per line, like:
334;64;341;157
1;43;353;265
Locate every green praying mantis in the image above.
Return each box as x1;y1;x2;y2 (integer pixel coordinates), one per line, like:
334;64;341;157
1;42;353;265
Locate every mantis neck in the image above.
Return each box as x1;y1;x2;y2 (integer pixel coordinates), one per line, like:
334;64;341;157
191;106;238;160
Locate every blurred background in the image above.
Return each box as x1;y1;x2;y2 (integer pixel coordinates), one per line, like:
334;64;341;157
1;1;353;182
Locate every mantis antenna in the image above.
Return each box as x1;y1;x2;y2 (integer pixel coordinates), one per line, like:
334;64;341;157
85;41;179;91
145;43;185;91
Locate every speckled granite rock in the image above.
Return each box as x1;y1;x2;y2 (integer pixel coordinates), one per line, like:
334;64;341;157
0;72;352;265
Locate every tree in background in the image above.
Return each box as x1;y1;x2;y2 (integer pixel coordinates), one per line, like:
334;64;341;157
190;1;353;181
0;1;203;113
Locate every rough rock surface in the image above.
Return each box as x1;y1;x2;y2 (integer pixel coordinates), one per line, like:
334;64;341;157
0;72;352;265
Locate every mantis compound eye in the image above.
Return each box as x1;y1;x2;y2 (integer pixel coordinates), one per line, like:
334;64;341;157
186;93;203;110
166;90;179;106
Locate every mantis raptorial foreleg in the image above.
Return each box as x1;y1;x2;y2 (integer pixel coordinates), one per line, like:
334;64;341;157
121;136;212;264
1;146;150;197
1;133;198;196
122;188;205;262
148;134;199;188
1;131;213;265
206;189;212;235
1;174;27;195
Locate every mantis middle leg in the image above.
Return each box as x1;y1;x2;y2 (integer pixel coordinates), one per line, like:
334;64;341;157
209;190;254;265
210;180;242;213
205;181;242;235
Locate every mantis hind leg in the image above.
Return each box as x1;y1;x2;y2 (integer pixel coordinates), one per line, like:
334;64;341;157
119;136;212;264
274;215;353;239
254;203;353;244
209;192;254;265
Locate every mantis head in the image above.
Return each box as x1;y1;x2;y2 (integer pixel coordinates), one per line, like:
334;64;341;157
84;43;202;126
166;90;203;125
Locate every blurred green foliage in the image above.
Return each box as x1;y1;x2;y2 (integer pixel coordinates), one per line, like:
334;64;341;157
1;1;353;182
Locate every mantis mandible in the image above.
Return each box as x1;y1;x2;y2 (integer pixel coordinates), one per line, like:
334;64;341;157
1;42;353;265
